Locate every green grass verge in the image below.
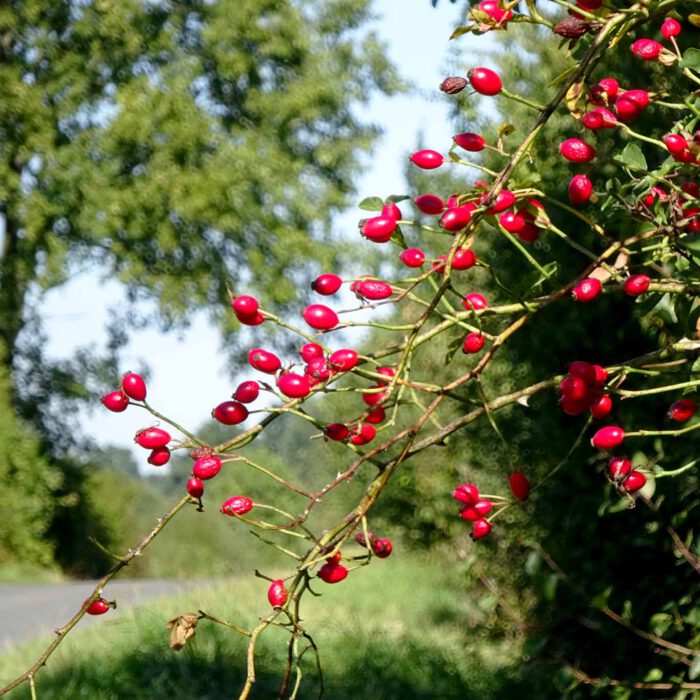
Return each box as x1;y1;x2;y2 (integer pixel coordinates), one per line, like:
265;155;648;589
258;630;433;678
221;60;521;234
0;553;544;699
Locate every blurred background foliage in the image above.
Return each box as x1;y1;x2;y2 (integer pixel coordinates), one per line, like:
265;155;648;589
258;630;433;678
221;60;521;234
1;1;699;698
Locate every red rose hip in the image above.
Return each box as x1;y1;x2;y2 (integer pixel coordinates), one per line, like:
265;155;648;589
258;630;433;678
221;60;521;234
122;372;147;402
592;425;625;450
102;391;129;413
468;67;502;95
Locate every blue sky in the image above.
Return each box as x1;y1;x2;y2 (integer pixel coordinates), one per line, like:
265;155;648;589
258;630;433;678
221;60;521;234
42;1;496;459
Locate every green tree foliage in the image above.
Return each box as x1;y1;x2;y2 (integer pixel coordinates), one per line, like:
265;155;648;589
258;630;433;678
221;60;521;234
0;0;395;569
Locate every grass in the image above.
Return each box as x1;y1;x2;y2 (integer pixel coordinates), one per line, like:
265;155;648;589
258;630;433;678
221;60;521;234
0;553;545;699
0;562;65;584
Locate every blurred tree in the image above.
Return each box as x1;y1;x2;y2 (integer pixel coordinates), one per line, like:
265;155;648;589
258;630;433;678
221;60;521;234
0;0;396;566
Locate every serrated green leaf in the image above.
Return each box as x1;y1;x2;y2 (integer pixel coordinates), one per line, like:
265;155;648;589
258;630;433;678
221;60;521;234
358;196;384;212
617;143;647;171
680;47;700;71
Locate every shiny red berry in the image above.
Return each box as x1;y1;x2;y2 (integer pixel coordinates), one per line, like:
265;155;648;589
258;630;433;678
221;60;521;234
312;274;342;296
212;400;248;425
122;372;147;402
268;579;288;607
468;67;502;95
277;373;311;399
399;248;426;267
350;424;376;445
329;349;359;372
462;292;488;311
485;189;515;214
572;278;602;302
463;332;486;354
560;138;596;163
232;295;259;316
355;279;393;300
568;174;593;205
303;304;339;331
608;457;631;478
318;562;349;583
365;405;386;424
300;343;324;363
453;132;485;151
668;398;696;422
135;427;171;449
471;519;492;539
592;425;625;450
661;17;681;39
590;394;612;419
582;107;617;130
248;348;282;374
453;483;479;506
187;477;204;498
148;446;171;466
623;275;650;297
631;38;663;60
360;216;396;243
192;456;222;480
85;597;111;616
234;380;260;404
382;202;403;221
410;149;444;170
221;496;253;516
623;470;647;492
102;391;129;413
325;423;350;441
440;206;472;232
509;472;530;501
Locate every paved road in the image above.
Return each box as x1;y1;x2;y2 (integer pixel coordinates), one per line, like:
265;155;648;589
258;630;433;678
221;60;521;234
0;579;207;650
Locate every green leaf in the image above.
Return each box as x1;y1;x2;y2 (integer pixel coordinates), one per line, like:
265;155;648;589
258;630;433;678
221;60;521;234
386;194;410;204
689;655;700;680
650;293;678;325
680;47;700;71
677;235;700;255
444;330;464;365
358;196;384;212
643;669;663;682
649;612;673;637
617;143;647;171
390;225;407;250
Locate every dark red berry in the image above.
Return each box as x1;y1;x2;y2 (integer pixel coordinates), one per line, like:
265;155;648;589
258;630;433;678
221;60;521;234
623;470;647;492
462;292;488;311
609;457;631;478
329;349;359;372
453;483;479;506
305;357;331;385
509;472;530;501
592;426;625;450
122;372;147;402
623;275;650;297
463;332;486;354
135;427;171;449
582;107;617;130
414;195;444;215
485;189;515;214
410;149;444;170
312;274;343;296
559;375;590;401
590;394;612;419
453;132;485;151
318;562;348;583
468;67;502;95
499;210;526;233
232;295;259;317
148;446;171;466
192;456;222;480
668;398;696;422
568;174;593;205
399;248;426;267
614;90;649;122
560;139;596;163
439;76;469;94
303;304;339;331
350;424;376;445
221;496;253;516
248;348;282;374
325;423;350;441
471;519;492;539
234;380;260;404
372;538;393;558
212;400;248;425
360;216;396;243
365;405;385;424
268;579;288;607
572;278;602;302
102;391;129;413
187;477;204;498
85;597;111;616
277;373;311;399
300;343;324;363
568;361;596;384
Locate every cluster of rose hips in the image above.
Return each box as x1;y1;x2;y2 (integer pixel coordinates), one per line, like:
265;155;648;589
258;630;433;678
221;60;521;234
558;360;612;419
102;372;173;467
266;531;394;609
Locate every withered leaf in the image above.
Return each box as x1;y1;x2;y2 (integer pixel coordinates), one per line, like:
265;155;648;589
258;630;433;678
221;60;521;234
167;613;200;651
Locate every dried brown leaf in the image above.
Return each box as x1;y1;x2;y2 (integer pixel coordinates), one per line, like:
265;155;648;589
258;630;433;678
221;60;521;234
167;613;200;651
